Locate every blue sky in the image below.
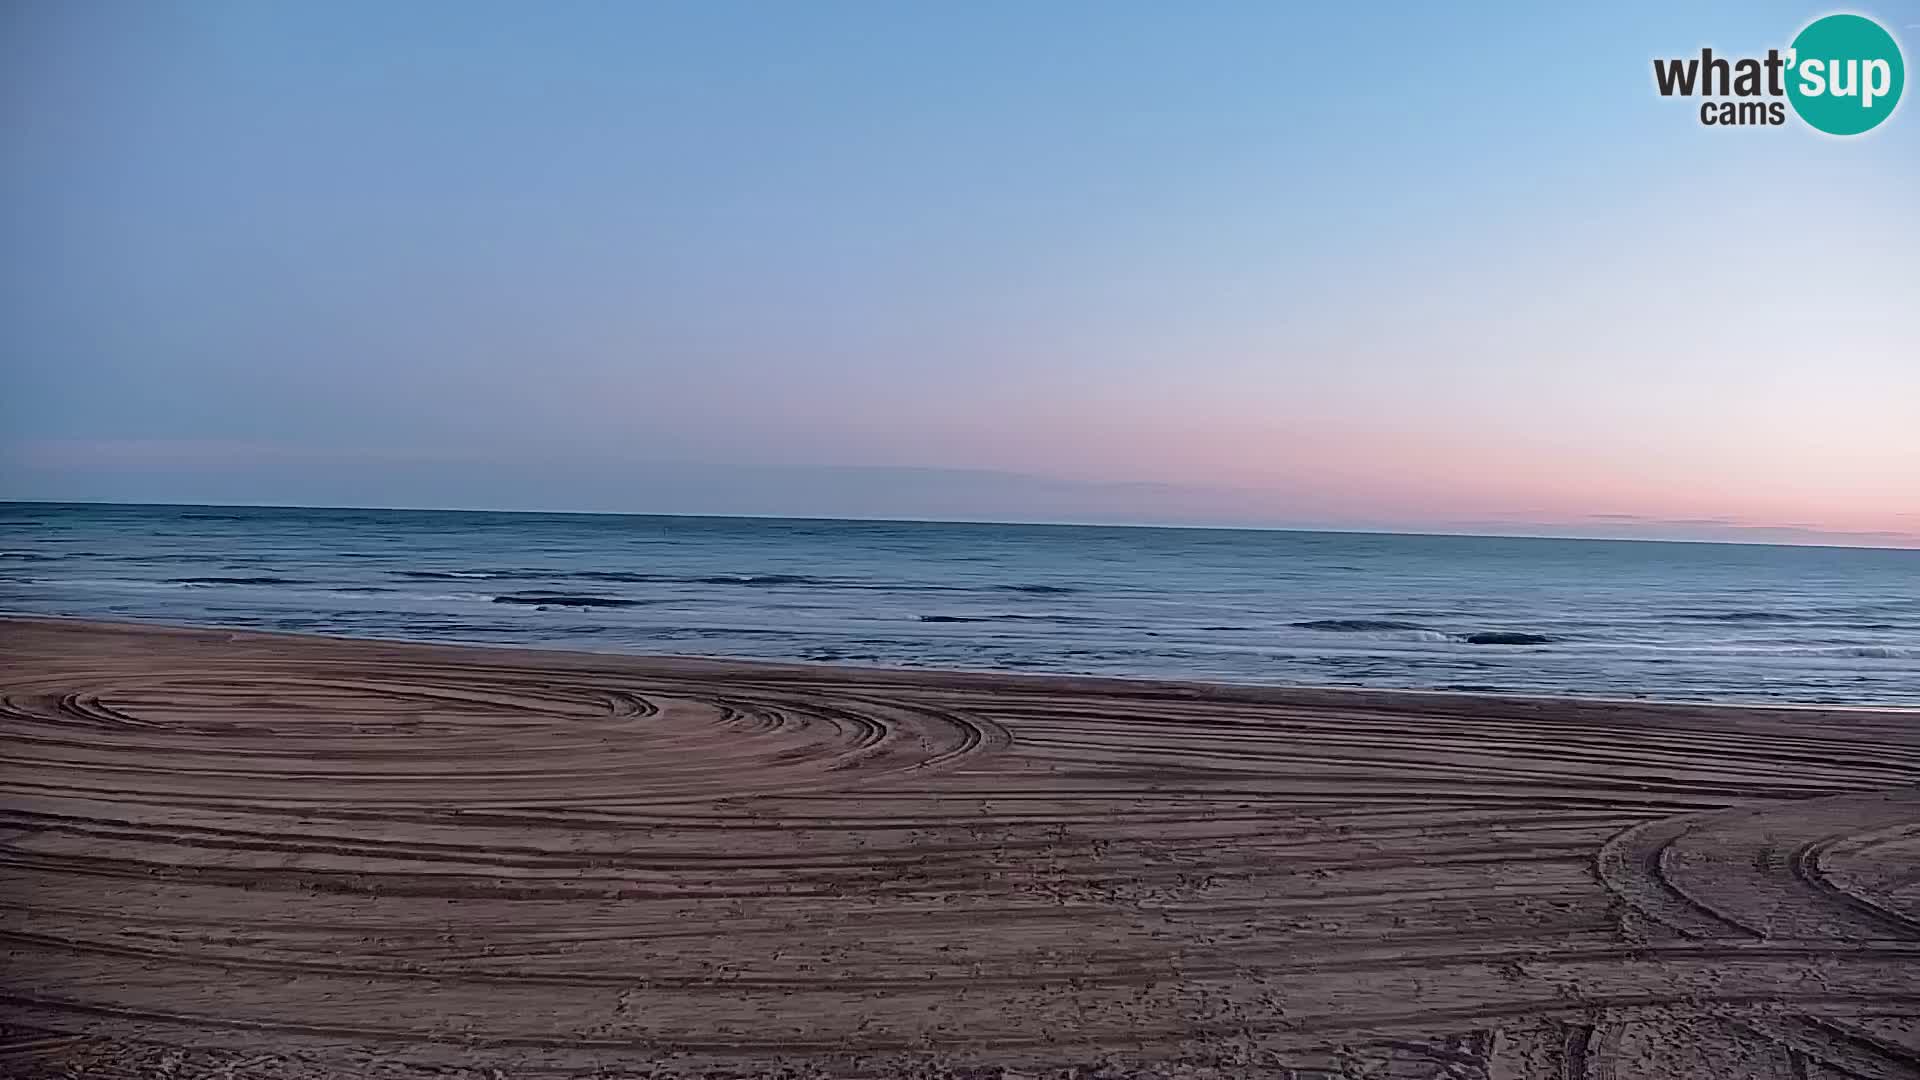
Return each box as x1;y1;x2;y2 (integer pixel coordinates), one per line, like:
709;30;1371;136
3;1;1916;545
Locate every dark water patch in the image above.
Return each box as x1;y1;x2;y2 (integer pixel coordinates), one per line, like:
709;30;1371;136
1459;632;1555;645
1675;611;1801;622
0;552;57;561
998;584;1078;595
169;576;310;586
328;586;399;594
1292;619;1430;633
803;651;884;663
565;571;659;583
646;626;795;640
491;592;646;608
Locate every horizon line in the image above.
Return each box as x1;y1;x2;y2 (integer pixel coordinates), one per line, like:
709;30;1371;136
5;497;1916;554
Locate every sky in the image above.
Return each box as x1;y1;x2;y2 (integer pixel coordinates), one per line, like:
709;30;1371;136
2;1;1916;547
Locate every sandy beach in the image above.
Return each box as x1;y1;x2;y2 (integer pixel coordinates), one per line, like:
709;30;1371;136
1;616;1917;1078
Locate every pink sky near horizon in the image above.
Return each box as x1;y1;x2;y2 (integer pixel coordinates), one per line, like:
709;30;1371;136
7;435;1917;548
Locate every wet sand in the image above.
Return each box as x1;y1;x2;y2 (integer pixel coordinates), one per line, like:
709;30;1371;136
2;616;1917;1078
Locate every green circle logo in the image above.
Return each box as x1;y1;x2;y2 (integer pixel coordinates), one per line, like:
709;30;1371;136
1786;14;1905;135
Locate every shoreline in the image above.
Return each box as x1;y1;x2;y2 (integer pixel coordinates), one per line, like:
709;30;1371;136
3;615;1917;1077
7;611;1912;711
6;612;1917;717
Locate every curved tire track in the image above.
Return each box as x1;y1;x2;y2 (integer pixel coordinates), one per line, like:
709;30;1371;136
2;617;1918;1078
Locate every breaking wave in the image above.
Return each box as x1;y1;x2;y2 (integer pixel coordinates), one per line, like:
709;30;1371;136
1291;619;1555;645
1292;619;1428;632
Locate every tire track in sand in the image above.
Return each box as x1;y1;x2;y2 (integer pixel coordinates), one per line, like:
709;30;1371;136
2;616;1917;1078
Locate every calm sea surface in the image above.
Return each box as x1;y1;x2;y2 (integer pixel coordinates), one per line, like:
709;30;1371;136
3;502;1916;705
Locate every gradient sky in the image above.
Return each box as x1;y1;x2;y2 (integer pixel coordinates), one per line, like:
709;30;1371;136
3;1;1916;546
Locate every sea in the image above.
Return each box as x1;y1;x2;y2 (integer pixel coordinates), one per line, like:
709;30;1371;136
2;502;1916;705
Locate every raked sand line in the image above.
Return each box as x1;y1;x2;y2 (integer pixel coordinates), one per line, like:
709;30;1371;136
1;616;1917;1078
